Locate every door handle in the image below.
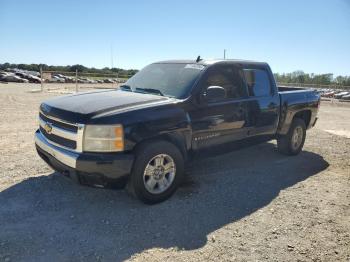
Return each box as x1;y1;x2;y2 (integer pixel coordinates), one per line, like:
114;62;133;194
268;103;277;109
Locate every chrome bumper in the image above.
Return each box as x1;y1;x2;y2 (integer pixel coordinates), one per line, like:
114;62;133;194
35;130;78;168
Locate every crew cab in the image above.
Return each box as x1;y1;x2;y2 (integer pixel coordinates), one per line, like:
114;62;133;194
35;59;320;204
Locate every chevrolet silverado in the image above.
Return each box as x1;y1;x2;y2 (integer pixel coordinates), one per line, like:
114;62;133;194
35;59;320;204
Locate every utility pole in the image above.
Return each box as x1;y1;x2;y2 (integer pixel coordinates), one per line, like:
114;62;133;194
110;44;114;69
224;49;226;59
40;66;43;92
111;44;114;88
75;69;78;93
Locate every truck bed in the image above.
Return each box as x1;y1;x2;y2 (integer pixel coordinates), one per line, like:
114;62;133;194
278;86;308;92
278;86;318;108
276;86;320;135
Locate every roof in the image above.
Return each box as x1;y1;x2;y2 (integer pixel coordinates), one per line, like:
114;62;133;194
154;59;268;67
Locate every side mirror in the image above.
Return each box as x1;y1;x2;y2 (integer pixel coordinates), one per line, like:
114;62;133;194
204;86;226;102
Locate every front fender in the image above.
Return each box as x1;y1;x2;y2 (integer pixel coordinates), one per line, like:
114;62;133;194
123;106;192;152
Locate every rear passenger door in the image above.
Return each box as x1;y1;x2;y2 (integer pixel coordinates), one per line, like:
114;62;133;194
189;64;250;149
242;66;280;136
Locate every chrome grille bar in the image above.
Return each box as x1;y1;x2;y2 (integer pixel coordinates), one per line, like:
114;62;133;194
39;112;84;153
39;117;77;141
35;131;78;168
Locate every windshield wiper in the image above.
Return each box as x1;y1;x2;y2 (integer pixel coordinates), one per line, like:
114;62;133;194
119;85;132;92
135;87;164;96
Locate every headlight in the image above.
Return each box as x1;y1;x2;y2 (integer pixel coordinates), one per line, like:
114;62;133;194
83;125;124;152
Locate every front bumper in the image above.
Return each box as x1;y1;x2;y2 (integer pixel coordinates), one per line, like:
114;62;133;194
35;130;134;182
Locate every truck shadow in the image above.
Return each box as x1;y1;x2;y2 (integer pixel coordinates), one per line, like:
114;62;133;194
0;142;329;261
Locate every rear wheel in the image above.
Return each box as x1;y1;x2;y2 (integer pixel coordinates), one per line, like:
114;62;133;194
127;140;184;204
277;118;306;155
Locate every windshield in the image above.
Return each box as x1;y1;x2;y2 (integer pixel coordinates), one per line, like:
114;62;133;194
123;63;205;98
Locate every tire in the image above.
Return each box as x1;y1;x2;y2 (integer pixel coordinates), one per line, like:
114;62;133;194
277;118;306;156
127;140;184;204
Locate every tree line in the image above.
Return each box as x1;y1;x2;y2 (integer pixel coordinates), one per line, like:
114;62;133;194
0;63;138;77
274;71;350;87
1;63;349;87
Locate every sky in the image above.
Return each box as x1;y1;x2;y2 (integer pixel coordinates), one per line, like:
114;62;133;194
0;0;349;76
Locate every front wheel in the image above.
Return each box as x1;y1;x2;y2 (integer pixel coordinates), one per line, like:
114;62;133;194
277;118;306;155
127;140;184;204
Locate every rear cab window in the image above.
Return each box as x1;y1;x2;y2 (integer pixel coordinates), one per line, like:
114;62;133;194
243;69;272;97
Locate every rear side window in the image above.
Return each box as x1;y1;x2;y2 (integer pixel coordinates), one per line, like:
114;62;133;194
243;69;271;97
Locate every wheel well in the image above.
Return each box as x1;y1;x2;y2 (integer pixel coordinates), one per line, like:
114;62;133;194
132;134;188;160
293;110;311;127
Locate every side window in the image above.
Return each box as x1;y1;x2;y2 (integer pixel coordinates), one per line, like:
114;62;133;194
243;69;271;97
203;65;246;100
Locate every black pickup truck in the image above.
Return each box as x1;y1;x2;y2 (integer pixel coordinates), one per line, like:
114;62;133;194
35;59;320;204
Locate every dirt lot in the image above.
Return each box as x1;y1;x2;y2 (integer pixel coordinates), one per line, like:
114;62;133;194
0;83;349;262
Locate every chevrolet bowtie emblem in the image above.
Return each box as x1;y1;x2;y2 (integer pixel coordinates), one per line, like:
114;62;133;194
44;122;53;134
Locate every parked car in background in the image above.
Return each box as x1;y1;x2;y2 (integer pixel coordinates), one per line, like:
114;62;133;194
64;76;75;83
341;94;350;100
0;71;8;79
334;91;349;99
15;72;41;83
78;78;89;83
322;91;335;98
49;75;65;83
103;78;114;83
2;74;29;83
54;74;65;78
26;75;41;83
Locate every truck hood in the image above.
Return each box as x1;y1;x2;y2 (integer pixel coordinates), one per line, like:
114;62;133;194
40;89;173;123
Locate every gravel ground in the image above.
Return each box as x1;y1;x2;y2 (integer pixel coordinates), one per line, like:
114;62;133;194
0;83;349;262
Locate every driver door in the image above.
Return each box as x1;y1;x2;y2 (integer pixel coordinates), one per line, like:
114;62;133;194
189;64;250;150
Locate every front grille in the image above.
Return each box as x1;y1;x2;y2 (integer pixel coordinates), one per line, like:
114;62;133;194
40;126;76;149
39;112;78;132
39;112;82;151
